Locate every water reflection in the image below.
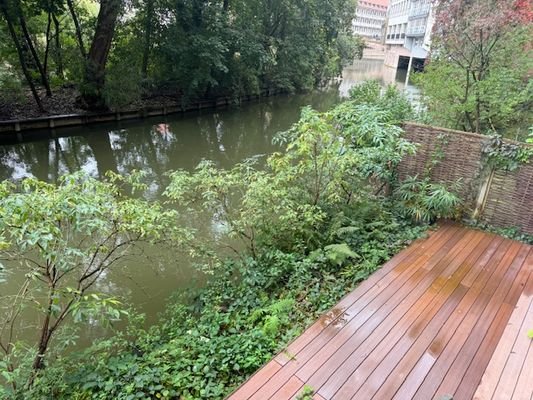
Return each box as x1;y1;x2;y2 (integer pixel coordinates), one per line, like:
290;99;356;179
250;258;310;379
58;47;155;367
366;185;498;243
0;90;340;186
339;59;420;104
0;88;342;347
0;61;419;347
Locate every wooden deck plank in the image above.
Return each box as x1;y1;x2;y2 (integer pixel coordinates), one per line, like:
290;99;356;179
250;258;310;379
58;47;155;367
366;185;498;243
511;269;533;400
274;225;453;366
442;249;533;400
243;225;464;399
409;244;530;400
492;294;533;400
226;226;533;400
315;231;492;398
271;376;304;399
228;360;282;400
473;264;533;400
464;303;516;400
512;327;533;400
301;230;485;385
340;237;516;400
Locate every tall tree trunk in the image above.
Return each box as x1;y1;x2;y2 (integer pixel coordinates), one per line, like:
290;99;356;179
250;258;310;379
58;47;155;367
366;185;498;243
223;0;229;12
66;0;86;58
82;0;122;109
17;8;52;96
141;0;154;79
31;313;51;372
43;12;52;76
0;6;44;111
29;286;55;378
52;14;64;79
192;0;204;28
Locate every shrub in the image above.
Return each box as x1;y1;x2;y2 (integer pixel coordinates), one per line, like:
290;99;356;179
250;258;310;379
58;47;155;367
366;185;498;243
394;176;462;223
3;99;430;399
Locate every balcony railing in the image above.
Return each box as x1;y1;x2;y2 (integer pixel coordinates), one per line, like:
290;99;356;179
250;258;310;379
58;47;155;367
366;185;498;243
408;5;430;19
385;33;405;43
354;20;384;29
406;26;426;36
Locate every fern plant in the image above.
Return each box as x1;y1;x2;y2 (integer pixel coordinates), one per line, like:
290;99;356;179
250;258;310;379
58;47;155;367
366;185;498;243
323;243;358;266
248;298;295;338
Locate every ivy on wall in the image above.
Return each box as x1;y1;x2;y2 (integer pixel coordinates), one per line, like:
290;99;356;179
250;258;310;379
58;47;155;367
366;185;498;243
481;134;533;171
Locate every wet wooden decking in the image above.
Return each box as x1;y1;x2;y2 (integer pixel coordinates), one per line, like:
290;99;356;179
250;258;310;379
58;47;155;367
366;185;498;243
227;224;533;400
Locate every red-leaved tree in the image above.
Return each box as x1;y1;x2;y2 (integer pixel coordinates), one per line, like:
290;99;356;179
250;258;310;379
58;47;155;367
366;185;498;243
428;0;532;133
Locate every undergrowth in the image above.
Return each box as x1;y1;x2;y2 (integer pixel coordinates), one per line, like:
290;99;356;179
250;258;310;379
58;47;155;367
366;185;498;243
27;213;425;399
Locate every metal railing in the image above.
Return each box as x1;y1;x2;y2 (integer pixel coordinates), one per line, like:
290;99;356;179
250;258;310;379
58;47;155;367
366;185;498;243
406;26;426;36
408;5;430;19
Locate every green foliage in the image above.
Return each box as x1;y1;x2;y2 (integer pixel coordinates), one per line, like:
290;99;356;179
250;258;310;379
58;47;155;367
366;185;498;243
348;80;415;125
464;221;533;245
22;216;423;400
527;128;533;144
481;134;533;171
415;25;533;140
4;98;430;399
103;23;144;110
0;65;23;102
323;243;358;266
296;385;315;400
164;101;416;256
0;171;187;392
0;0;358;110
337;33;365;63
394;176;462;223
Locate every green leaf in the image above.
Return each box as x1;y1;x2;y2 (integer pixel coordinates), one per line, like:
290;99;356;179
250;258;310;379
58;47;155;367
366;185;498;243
324;243;359;266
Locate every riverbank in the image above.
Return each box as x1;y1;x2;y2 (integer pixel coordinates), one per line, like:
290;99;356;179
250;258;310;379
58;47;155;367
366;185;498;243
0;58;421;135
4;91;429;399
0;87;287;134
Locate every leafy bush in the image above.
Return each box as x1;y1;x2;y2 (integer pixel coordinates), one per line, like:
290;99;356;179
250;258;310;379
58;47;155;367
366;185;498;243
464;221;533;245
23;214;424;400
3;99;429;399
296;385;316;400
348;80;415;124
394;176;462;223
164;101;416;257
0;172;187;394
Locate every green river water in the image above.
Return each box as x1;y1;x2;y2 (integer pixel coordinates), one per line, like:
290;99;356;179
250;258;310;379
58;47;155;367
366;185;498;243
0;60;416;347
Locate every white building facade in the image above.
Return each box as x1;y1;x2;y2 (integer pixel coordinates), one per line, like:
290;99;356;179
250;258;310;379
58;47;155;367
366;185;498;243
385;0;434;59
352;0;389;40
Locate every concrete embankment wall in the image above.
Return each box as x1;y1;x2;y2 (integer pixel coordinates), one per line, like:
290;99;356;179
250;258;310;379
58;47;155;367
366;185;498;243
0;88;284;135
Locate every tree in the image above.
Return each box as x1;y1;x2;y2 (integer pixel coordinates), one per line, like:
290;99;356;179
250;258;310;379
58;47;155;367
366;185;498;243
0;0;358;112
0;0;46;110
66;0;87;58
15;0;52;96
416;0;533;138
164;101;415;257
0;172;184;389
140;0;154;78
81;0;124;109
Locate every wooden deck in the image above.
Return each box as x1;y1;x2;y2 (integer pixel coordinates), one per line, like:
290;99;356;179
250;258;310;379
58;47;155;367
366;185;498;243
228;224;533;400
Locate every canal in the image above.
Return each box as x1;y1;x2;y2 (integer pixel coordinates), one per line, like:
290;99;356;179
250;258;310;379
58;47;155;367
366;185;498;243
0;59;419;347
